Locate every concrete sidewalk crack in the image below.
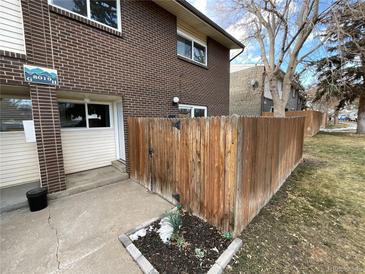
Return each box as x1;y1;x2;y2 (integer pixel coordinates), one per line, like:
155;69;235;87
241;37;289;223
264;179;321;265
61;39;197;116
48;207;61;271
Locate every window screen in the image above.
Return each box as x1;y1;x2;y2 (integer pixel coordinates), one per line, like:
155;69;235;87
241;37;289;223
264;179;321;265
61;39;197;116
178;104;207;118
177;35;192;59
87;104;110;128
193;42;206;64
58;102;86;128
178;106;192;118
51;0;119;30
91;0;118;29
53;0;87;16
194;108;206;118
0;98;32;131
177;34;207;65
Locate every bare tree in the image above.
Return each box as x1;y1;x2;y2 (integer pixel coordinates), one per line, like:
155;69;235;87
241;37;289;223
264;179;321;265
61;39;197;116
224;0;337;117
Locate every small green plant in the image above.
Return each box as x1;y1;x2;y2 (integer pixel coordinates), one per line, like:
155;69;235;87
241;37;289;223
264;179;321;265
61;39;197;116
174;234;187;251
164;211;182;233
195;248;205;260
176;204;183;211
223;231;233;240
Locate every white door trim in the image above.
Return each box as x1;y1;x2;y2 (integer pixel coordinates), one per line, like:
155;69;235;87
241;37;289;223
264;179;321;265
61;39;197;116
113;102;120;160
113;101;126;161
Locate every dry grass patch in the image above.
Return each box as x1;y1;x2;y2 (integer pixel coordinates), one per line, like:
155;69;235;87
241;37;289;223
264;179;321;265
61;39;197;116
228;132;365;273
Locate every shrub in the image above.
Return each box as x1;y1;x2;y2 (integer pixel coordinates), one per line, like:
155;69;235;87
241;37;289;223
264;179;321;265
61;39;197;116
164;211;182;234
223;231;232;240
174;234;187;251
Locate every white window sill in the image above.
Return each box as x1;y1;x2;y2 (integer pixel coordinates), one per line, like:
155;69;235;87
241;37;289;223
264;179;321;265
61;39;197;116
177;55;208;69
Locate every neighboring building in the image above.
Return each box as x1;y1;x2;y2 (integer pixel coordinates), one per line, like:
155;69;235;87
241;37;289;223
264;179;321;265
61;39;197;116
0;0;244;195
230;65;265;116
230;64;304;116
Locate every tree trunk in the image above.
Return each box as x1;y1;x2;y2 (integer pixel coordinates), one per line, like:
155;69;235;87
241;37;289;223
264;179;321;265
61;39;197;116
273;100;286;117
269;76;286;117
357;93;365;134
334;109;339;125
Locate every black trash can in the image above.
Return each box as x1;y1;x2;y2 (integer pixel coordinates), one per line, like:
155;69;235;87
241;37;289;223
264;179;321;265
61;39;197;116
26;187;48;212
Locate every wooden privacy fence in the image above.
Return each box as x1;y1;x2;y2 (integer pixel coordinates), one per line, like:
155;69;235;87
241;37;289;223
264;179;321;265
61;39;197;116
128;116;305;235
262;110;324;137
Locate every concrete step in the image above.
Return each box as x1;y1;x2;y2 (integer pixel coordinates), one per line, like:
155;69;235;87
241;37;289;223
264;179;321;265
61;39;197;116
112;160;127;173
0;181;39;213
49;166;128;200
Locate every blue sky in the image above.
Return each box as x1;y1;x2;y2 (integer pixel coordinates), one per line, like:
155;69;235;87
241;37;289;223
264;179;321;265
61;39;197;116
187;0;332;87
187;0;262;64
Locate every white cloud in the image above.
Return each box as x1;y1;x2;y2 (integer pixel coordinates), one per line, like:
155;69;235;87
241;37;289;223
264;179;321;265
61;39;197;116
188;0;208;14
226;16;262;65
226;21;246;41
189;0;262;65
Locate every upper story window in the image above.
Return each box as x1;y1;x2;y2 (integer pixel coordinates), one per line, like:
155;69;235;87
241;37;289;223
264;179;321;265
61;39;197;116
50;0;121;30
177;31;207;66
0;0;26;55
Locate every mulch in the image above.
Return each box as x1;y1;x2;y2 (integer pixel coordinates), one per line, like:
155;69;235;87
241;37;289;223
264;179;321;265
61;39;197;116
133;212;231;274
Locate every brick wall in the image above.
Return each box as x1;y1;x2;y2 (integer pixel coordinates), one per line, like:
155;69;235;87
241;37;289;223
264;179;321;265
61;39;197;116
1;0;67;192
0;0;230;192
30;85;66;192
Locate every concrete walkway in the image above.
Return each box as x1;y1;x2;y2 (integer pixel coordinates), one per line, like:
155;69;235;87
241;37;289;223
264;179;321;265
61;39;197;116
0;180;172;274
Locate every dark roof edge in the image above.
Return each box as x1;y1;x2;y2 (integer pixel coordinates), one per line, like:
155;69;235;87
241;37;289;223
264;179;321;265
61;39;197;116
176;0;245;49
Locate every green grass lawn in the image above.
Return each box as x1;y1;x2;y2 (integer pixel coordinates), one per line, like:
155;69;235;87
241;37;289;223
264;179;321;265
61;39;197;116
228;132;365;273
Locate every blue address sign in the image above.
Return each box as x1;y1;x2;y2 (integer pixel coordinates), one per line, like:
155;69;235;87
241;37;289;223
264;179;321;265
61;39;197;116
24;65;58;85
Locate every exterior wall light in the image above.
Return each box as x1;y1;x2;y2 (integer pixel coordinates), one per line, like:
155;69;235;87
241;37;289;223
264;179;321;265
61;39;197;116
250;79;259;89
172;96;180;104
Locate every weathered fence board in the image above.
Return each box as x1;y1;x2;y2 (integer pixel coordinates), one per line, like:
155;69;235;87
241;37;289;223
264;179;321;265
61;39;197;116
128;116;305;235
262;110;323;137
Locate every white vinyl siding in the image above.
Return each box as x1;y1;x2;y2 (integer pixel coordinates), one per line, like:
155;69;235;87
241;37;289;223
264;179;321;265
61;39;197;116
0;132;40;188
0;0;26;54
177;19;206;43
61;128;117;174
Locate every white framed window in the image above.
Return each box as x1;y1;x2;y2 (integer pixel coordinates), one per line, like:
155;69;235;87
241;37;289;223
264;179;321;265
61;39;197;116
49;0;121;31
178;104;207;118
0;98;32;131
58;100;112;129
177;30;207;66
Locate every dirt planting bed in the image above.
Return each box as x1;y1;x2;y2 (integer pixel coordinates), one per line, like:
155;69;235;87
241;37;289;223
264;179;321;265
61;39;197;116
133;212;231;273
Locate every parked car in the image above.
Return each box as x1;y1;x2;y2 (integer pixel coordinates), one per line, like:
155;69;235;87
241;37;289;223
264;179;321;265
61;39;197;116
339;114;349;121
349;112;358;122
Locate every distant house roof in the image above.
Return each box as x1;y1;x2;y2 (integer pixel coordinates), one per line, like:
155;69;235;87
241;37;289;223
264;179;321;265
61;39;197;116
153;0;245;49
230;64;262;73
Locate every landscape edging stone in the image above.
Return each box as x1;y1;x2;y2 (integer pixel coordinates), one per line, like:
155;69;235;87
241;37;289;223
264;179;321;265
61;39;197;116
119;212;242;274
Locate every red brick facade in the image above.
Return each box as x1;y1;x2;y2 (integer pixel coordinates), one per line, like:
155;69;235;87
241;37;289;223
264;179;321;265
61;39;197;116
0;0;230;192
